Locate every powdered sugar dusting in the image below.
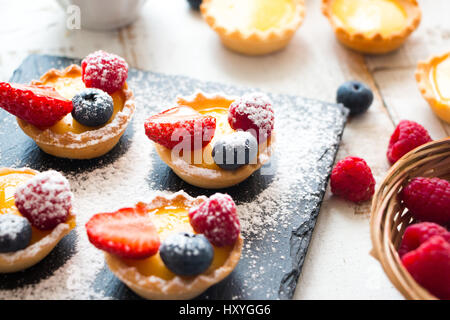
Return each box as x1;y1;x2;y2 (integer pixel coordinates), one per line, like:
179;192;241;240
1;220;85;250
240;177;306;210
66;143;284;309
0;63;347;299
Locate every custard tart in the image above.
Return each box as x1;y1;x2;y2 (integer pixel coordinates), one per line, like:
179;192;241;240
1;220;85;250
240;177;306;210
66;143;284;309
322;0;421;54
201;0;305;55
86;191;243;300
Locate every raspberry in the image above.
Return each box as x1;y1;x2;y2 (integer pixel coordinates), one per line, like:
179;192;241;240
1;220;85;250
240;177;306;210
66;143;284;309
188;193;240;247
400;177;450;225
0;82;73;129
387;120;432;164
402;236;450;300
330;156;375;203
398;222;449;258
228;93;274;142
15;171;73;230
81;51;128;94
144;106;216;150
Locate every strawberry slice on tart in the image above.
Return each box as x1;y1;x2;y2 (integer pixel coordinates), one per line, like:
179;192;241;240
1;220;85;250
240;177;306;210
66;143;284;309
86;205;160;260
0;82;73;129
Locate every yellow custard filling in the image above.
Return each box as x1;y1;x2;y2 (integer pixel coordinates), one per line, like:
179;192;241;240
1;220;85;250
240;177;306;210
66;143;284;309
431;55;450;101
209;0;296;32
122;203;233;280
332;0;407;36
40;69;125;134
0;169;75;245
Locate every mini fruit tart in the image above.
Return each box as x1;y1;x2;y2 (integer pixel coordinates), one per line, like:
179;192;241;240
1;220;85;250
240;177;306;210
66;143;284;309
322;0;421;54
0;168;75;273
86;192;243;300
415;51;450;124
201;0;305;55
144;91;275;189
0;51;135;159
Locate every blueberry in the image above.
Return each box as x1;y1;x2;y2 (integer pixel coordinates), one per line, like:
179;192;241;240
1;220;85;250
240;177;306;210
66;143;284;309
336;81;373;115
187;0;202;10
72;88;114;127
160;232;213;276
212;131;258;171
0;214;32;253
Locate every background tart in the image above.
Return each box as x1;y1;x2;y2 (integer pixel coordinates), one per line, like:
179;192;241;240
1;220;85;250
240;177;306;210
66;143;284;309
201;0;305;55
416;51;450;124
322;0;421;54
17;65;135;159
0;168;75;273
105;191;243;300
154;92;275;189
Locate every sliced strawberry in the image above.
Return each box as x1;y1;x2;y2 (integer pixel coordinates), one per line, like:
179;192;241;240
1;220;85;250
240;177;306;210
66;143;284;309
0;82;73;129
86;205;160;259
144;106;216;150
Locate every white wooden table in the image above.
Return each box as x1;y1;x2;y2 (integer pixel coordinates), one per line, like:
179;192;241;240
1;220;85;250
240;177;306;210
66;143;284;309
0;0;448;300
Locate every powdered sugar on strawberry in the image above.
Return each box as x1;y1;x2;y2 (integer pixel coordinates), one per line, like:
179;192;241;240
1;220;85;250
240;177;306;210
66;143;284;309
228;92;274;142
15;170;73;230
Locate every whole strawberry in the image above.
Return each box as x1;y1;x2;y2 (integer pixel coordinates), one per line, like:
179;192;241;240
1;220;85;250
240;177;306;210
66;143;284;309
189;193;240;247
402;235;450;300
387;120;432;164
81;50;128;94
15;171;73;230
0;83;73;129
330;156;376;203
398;222;450;258
401;177;450;225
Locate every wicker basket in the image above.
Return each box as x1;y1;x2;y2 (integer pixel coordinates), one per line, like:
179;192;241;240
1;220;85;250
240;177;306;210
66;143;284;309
370;138;450;300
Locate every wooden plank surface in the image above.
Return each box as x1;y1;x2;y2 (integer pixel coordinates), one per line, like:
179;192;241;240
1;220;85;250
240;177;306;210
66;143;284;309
0;0;447;299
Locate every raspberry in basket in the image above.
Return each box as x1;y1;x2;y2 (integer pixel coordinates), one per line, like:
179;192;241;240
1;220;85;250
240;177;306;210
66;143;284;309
330;156;375;203
398;222;450;258
400;177;450;225
401;235;450;300
387;120;432;164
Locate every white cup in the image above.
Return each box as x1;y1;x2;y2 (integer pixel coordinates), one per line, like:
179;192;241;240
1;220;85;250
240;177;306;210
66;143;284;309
56;0;147;31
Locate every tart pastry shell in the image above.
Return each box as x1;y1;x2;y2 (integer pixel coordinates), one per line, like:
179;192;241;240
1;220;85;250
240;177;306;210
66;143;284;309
415;51;450;124
321;0;421;54
17;65;135;160
105;191;243;300
155;92;275;189
0;167;74;273
201;0;305;56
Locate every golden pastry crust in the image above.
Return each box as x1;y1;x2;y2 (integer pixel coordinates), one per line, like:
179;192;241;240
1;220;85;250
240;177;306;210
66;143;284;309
105;191;243;300
201;0;305;55
415;51;450;124
154;92;275;189
17;65;135;160
0;167;75;273
322;0;421;54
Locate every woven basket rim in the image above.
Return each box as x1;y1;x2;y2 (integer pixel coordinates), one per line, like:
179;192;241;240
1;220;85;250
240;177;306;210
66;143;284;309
370;137;450;300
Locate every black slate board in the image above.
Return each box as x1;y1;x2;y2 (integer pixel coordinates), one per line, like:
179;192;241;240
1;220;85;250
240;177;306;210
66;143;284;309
0;54;348;300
